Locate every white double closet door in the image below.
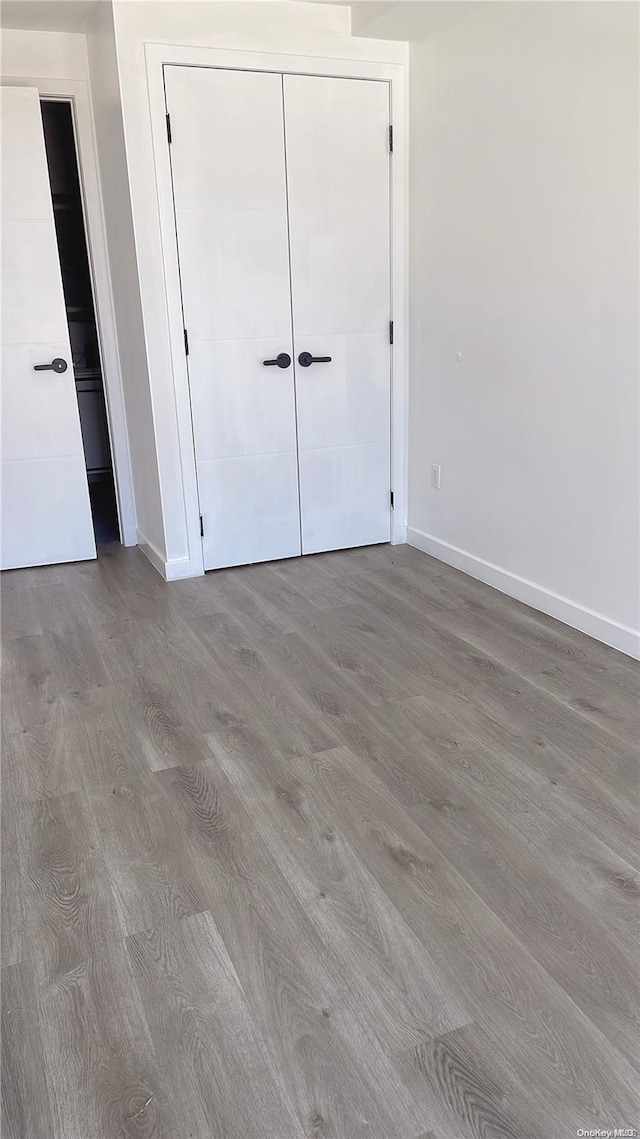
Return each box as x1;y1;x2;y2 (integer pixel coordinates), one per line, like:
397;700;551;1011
165;67;391;570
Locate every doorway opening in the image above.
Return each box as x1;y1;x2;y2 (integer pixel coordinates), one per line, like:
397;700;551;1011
40;99;120;545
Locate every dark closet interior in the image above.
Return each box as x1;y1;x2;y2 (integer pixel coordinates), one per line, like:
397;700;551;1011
40;99;120;544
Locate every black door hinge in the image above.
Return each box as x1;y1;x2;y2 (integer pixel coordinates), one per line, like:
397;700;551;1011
199;515;204;538
166;112;172;144
389;125;393;152
389;320;394;345
390;490;395;510
184;328;189;356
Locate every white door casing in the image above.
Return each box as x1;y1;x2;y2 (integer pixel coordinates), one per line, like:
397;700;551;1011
164;66;301;571
1;86;95;570
284;74;391;554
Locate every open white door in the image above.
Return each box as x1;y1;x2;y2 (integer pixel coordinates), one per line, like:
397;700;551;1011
1;87;95;570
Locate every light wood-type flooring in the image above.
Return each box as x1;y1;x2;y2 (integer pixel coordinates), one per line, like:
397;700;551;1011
1;542;639;1138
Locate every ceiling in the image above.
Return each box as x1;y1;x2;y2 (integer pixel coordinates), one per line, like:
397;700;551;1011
0;0;485;41
0;0;100;32
350;1;492;41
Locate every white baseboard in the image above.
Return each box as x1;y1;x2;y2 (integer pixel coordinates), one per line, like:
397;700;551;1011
164;555;200;581
137;530;167;578
137;529;202;581
407;528;640;661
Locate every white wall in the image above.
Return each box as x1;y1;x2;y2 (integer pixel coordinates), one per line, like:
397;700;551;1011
108;0;406;576
408;1;640;656
86;4;164;555
0;25;89;79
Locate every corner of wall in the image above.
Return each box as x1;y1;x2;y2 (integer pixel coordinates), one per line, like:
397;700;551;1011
86;2;167;562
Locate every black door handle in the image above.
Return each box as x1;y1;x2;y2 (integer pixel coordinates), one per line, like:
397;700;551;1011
263;353;291;369
34;357;68;373
298;352;332;368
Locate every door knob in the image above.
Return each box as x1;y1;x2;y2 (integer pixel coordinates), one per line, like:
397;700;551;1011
298;352;332;368
263;353;291;369
34;357;68;373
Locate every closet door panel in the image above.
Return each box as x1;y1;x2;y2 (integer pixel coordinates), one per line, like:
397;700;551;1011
285;211;390;338
298;441;390;555
164;71;288;214
188;338;299;460
196;453;301;570
165;66;300;569
176;211;292;343
283;75;391;554
294;333;389;452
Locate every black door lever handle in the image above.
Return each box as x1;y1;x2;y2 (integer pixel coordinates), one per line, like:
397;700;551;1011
263;353;291;368
34;357;67;373
298;352;332;368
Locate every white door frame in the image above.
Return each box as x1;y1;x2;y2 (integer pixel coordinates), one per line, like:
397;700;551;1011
1;74;137;547
146;43;407;578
